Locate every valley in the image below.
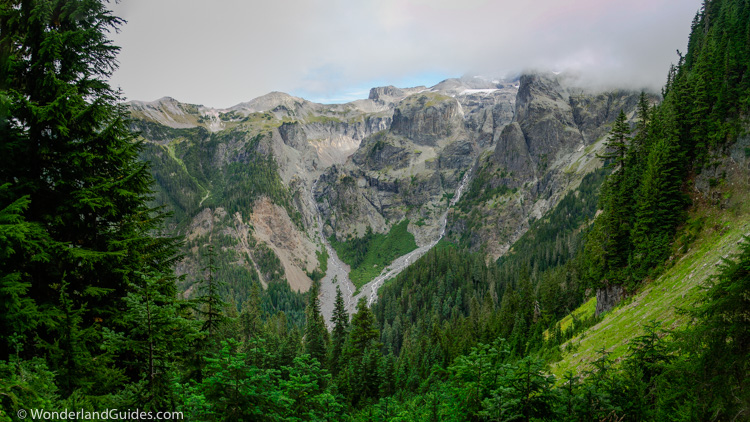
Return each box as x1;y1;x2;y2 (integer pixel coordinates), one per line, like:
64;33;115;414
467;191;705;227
130;74;643;318
4;0;750;420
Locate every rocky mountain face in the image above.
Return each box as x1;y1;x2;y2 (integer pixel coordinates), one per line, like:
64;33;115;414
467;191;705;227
444;74;645;259
130;93;393;300
129;73;649;314
314;80;517;248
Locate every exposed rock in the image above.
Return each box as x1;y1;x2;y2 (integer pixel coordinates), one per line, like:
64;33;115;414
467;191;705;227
131;72;653;307
446;72;645;258
369;85;427;104
390;93;462;146
352;132;410;171
439;139;476;170
514;73;582;164
278;121;307;149
251;197;317;292
569;91;644;144
596;284;625;316
492;122;536;186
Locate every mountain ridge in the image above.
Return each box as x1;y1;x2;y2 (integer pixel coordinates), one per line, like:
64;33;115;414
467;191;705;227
129;74;650;323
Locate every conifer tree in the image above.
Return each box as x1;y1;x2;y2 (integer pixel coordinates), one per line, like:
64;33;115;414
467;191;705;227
0;190;46;359
631;92;651;160
0;0;181;395
199;245;226;339
685;236;750;419
345;297;381;406
304;280;329;366
348;297;380;359
239;282;263;343
599;110;631;170
330;286;349;374
115;272;188;409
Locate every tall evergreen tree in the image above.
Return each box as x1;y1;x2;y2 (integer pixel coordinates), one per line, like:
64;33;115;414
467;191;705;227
239;282;263;343
114;271;189;409
0;0;181;396
199;245;226;339
598;110;631;170
330;286;349;375
631;92;651;160
687;236;750;419
0;190;46;358
304;280;329;366
346;297;381;406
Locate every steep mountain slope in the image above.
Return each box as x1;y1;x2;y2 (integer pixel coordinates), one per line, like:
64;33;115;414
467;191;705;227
131;93;392;306
552;133;750;377
132;74;648;317
446;74;646;259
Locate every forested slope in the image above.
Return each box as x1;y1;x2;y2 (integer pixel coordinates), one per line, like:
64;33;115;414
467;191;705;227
1;0;749;421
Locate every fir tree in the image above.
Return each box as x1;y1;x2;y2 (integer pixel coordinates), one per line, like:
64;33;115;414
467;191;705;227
304;280;328;366
0;190;46;359
112;271;190;409
631;92;651;159
598;110;631;170
239;282;263;343
0;0;181;396
329;285;349;374
685;236;750;419
346;297;381;406
199;245;226;339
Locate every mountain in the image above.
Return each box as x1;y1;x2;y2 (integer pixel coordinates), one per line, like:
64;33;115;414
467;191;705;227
5;0;750;420
128;73;646;322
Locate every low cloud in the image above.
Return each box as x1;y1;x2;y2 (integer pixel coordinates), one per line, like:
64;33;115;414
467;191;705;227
109;0;702;107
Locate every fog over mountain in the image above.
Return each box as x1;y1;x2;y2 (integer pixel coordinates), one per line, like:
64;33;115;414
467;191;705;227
109;0;702;107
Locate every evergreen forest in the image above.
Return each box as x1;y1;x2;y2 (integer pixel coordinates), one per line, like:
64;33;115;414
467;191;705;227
1;0;750;421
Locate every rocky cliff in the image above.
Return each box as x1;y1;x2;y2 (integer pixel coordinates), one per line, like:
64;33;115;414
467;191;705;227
445;73;647;259
130;72;654;312
129;92;394;300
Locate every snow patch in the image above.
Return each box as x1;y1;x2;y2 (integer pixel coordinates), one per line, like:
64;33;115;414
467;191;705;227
458;88;499;95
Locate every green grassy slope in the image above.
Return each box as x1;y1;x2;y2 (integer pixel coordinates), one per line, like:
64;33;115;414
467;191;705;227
550;171;750;378
329;220;418;289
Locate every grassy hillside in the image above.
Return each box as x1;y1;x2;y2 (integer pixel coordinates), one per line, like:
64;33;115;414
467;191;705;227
550;154;750;378
329;219;418;289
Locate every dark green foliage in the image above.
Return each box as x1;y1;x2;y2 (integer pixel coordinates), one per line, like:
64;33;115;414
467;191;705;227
329;220;418;288
0;0;182;402
345;298;382;406
329;286;349;375
194;339;284;421
198;245;226;338
304;280;329;366
679;236;750;419
2;0;749;419
586;0;750;292
0;190;47;356
629;104;688;279
598;110;632;170
0;357;58;420
109;272;192;409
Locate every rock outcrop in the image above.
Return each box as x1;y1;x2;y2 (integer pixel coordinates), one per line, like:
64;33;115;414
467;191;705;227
390;93;462;146
445;73;646;259
130;72;655;307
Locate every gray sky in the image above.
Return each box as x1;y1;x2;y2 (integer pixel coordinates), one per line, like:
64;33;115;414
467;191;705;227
108;0;703;108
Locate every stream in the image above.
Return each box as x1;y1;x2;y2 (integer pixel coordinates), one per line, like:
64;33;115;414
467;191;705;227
312;168;474;325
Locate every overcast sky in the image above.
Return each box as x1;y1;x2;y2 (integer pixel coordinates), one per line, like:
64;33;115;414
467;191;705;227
108;0;703;108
